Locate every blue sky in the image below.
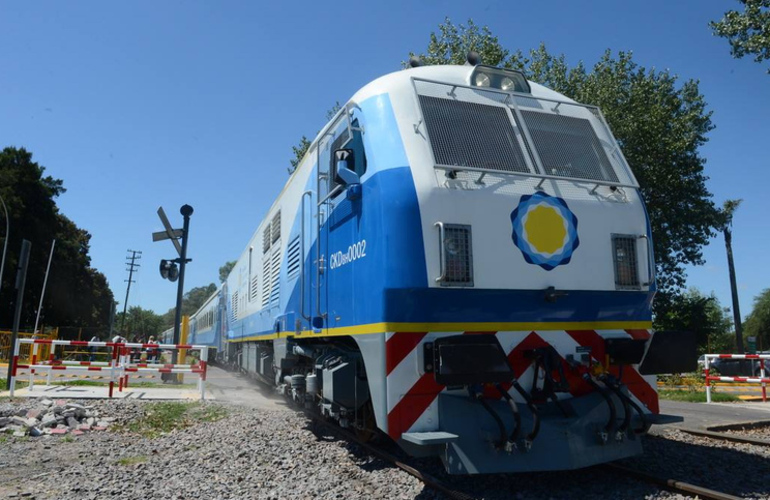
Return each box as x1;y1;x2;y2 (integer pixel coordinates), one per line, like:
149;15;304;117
1;1;767;320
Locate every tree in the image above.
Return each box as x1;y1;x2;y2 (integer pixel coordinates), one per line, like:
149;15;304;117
408;23;722;315
0;147;114;331
162;283;217;328
288;102;343;175
654;289;734;354
406;17;520;67
288;136;311;175
710;0;770;74
744;289;770;351
115;306;166;340
720;199;744;352
219;260;236;283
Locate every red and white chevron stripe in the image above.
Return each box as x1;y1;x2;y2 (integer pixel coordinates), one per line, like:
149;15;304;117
385;329;657;440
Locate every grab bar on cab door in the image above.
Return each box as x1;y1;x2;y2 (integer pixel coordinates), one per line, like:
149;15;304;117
300;190;313;322
435;222;446;283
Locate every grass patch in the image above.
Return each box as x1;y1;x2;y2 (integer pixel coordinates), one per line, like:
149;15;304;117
117;455;148;466
122;402;228;438
62;435;74;443
0;377;29;389
658;389;739;403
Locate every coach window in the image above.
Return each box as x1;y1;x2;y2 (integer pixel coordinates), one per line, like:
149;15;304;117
329;119;367;191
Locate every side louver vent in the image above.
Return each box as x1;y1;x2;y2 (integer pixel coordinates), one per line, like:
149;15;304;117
231;291;239;322
250;275;258;302
270;248;281;303
287;237;301;280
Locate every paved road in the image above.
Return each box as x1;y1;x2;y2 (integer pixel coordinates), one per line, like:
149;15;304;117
657;399;770;432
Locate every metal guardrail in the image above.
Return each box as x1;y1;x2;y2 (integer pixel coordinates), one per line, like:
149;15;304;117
704;354;769;403
9;338;210;400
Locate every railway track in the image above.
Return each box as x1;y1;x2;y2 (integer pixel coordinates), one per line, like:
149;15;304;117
602;463;742;500
307;408;746;500
306;411;474;500
678;426;770;447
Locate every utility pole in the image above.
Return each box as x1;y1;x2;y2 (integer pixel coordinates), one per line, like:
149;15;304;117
722;199;743;353
119;250;142;335
6;239;31;389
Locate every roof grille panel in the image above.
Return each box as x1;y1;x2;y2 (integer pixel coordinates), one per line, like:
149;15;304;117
520;111;619;183
418;95;531;174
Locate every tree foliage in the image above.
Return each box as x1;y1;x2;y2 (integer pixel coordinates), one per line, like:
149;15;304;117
744;289;770;350
408;22;722;315
219;260;236;283
288;102;343;175
710;0;770;73
0;147;115;331
116;306;166;340
406;17;521;68
161;283;217;328
654;289;734;353
288;136;311;175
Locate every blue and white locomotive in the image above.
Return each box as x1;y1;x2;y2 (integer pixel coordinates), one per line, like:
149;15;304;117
184;58;690;474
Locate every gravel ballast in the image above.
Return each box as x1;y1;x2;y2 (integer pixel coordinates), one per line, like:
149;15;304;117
2;397;769;500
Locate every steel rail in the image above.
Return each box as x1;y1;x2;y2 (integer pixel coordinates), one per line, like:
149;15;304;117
678;427;770;447
604;463;742;500
305;412;474;500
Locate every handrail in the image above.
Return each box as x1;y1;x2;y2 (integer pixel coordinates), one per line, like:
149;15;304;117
300;191;313;322
435;222;446;283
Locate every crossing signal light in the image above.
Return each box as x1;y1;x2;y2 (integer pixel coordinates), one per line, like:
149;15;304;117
160;259;179;282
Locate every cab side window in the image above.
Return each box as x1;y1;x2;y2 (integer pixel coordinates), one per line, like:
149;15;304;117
329;119;367;189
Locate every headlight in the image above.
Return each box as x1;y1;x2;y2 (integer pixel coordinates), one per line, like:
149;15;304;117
469;66;531;94
473;73;491;87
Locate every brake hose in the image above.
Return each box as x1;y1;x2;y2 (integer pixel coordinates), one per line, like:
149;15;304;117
468;386;507;449
511;380;541;445
600;376;631;435
495;384;522;443
583;374;616;439
608;383;651;435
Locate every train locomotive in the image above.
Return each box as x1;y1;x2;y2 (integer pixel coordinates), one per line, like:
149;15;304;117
178;58;693;474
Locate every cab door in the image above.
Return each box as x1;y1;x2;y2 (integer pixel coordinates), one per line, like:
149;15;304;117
316;113;367;332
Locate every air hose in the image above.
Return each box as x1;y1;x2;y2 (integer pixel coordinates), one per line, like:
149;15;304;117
600;375;631;435
603;378;650;435
469;386;507;449
495;384;522;444
583;374;616;439
511;380;540;445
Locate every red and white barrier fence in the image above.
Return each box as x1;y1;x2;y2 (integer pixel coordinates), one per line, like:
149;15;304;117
704;354;769;403
8;338;209;400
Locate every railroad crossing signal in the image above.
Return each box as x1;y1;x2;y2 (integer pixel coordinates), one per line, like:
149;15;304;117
152;204;194;366
159;259;179;282
152;207;183;256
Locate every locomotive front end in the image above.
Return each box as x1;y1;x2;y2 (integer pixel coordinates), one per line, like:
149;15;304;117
380;64;691;473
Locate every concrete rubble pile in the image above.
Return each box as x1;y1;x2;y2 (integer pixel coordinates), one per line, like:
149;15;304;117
0;399;114;437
